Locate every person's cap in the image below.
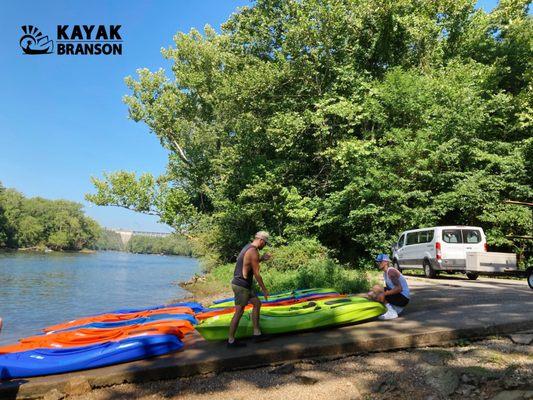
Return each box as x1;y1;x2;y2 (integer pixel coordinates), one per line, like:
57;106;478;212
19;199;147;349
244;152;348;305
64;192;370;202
375;253;391;262
255;231;270;244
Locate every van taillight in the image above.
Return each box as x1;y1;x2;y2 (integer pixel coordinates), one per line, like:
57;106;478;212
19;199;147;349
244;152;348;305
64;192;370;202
436;242;442;260
484;243;488;252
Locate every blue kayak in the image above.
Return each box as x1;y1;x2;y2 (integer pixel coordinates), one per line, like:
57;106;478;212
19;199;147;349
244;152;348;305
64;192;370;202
50;313;198;333
0;334;183;380
109;301;204;314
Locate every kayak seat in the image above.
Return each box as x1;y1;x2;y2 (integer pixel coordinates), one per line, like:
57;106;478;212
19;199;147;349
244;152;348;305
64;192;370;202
288;301;317;311
324;298;352;305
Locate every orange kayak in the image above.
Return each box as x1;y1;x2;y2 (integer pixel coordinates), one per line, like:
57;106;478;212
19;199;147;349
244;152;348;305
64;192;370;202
43;306;195;333
196;294;346;320
0;320;194;354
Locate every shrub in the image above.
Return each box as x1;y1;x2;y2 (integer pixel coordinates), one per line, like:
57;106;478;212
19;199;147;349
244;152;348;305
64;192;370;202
126;234;193;256
191;237;381;298
266;238;329;271
260;258;371;294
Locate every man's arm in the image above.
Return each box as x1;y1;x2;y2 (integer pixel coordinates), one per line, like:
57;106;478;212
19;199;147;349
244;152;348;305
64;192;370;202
248;249;269;299
384;269;403;296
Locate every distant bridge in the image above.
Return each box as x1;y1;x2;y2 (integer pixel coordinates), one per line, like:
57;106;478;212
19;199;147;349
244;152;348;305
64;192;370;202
110;229;171;245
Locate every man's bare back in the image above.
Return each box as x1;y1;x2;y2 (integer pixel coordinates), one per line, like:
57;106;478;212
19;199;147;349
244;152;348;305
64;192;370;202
242;246;260;281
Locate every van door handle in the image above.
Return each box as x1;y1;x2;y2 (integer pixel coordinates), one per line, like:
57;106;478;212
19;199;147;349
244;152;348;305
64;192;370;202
427;245;432;248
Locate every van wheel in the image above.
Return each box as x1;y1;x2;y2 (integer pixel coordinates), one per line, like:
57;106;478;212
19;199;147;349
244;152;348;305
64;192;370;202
466;273;479;280
393;260;402;273
423;260;436;279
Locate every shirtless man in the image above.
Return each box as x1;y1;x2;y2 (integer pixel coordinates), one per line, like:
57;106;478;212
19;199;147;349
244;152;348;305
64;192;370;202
368;254;410;320
227;231;271;348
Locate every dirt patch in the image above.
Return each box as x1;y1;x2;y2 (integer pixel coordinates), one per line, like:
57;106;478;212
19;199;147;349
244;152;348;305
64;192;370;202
171;274;231;306
66;336;532;400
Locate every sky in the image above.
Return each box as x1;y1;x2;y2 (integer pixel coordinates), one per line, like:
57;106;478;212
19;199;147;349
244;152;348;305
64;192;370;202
0;0;499;232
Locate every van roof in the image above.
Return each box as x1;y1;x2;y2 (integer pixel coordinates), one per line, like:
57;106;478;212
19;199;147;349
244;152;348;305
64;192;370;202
400;226;484;234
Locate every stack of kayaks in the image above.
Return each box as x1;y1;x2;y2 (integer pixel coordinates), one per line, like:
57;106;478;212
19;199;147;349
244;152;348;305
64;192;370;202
0;302;202;380
0;289;387;379
196;288;346;320
43;304;197;333
104;301;204;314
195;289;386;340
210;288;340;308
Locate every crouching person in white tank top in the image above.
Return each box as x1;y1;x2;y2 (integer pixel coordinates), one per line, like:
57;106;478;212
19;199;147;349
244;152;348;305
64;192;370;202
367;254;410;320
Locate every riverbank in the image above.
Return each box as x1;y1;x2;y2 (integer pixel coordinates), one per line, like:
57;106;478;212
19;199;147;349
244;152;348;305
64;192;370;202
0;247;96;254
176;273;232;306
1;246;194;257
175;268;382;307
65;335;533;400
173;239;382;306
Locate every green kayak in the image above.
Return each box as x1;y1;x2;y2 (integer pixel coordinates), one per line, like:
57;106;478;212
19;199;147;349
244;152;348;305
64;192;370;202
209;288;338;309
196;297;386;340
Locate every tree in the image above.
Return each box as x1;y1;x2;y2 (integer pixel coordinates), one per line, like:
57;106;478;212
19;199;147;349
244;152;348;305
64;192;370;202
94;229;124;251
0;182;8;247
0;185;101;250
17;216;45;247
87;0;532;264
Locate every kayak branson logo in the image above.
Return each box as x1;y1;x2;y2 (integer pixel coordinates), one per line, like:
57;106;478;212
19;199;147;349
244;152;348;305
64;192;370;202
19;25;54;54
20;25;123;56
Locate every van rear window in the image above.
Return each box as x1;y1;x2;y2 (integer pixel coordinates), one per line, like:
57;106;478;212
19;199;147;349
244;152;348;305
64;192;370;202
442;229;482;244
463;229;482;243
442;229;462;243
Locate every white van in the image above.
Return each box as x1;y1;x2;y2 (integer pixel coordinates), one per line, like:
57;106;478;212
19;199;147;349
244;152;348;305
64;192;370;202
392;226;487;279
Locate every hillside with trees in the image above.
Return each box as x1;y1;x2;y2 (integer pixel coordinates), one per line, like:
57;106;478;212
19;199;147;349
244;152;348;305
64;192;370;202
126;234;193;256
95;229;194;256
0;183;100;251
0;184;194;256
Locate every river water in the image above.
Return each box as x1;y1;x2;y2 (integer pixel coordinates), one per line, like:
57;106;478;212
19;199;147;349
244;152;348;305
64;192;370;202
0;251;200;345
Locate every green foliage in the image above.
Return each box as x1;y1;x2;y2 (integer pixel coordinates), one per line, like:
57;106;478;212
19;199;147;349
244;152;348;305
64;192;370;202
17;216;45;247
86;0;533;266
0;182;8;247
264;238;328;271
260;239;374;293
126;234;193;256
86;172;160;216
0;185;100;251
210;262;234;283
94;229;124;251
260;259;372;294
93;229;194;256
206;239;377;294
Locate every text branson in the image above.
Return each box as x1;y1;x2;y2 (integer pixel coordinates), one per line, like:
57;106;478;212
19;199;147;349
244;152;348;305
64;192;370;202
56;25;122;55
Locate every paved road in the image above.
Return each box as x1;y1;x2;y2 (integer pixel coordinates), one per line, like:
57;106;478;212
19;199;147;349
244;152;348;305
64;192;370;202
404;274;532;313
2;276;532;399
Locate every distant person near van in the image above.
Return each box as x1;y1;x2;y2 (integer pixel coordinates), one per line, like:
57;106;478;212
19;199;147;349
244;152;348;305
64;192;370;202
227;231;272;348
367;254;410;320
